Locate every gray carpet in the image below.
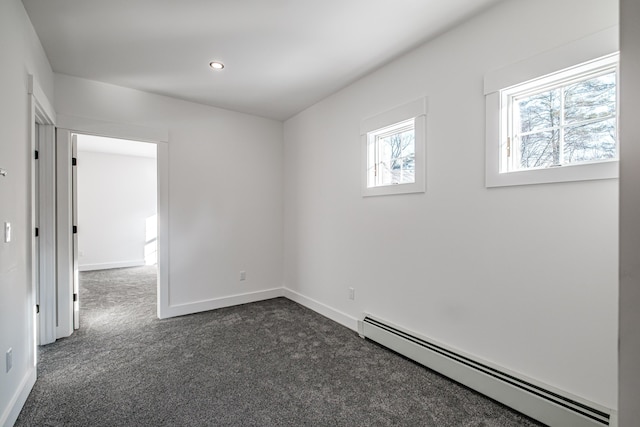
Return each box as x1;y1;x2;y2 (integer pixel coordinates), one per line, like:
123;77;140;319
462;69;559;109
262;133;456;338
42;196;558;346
16;266;544;426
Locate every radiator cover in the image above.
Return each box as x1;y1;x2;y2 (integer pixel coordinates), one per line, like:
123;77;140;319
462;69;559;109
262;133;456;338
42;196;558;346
359;315;615;427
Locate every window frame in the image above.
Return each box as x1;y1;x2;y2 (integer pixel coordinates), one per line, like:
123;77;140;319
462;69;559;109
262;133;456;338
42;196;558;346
368;119;416;188
361;97;427;197
484;27;619;187
503;55;618;173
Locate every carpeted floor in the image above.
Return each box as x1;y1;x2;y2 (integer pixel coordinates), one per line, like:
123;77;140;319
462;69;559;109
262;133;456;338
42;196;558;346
16;266;544;426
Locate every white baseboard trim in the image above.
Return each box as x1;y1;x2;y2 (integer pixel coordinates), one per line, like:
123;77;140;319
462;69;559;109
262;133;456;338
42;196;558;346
79;260;146;271
283;288;358;332
161;288;284;319
1;367;36;427
159;287;359;332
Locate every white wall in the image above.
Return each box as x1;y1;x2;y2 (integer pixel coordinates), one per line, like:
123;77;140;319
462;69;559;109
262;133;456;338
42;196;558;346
618;0;640;424
0;1;54;425
284;0;618;410
77;145;157;271
55;74;284;314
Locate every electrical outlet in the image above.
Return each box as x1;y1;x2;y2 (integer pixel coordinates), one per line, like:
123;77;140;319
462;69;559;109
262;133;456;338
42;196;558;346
348;287;355;300
6;348;12;373
239;271;246;281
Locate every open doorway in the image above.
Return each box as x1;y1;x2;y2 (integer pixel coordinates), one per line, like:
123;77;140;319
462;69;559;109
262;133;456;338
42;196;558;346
75;134;158;328
38;124;168;345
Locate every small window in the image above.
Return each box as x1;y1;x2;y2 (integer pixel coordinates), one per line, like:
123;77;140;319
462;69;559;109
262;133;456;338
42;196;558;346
367;119;416;187
501;55;618;173
484;27;619;187
361;98;427;197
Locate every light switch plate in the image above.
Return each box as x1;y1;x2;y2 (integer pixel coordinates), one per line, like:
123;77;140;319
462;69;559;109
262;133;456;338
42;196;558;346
4;222;10;243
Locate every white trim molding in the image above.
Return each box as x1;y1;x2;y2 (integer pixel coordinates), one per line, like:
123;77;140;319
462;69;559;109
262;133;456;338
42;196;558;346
28;75;56;125
0;367;36;427
56;114;169;143
361;97;428;197
282;288;358;331
161;288;284;319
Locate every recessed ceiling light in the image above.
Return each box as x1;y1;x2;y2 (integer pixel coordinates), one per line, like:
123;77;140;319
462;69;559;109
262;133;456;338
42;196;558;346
209;61;224;70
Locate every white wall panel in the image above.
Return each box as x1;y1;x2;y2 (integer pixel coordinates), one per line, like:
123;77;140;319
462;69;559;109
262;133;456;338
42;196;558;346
76;145;157;271
284;0;618;410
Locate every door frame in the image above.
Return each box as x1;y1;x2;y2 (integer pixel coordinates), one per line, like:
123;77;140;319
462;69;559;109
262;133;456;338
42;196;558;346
28;75;57;346
55;115;170;322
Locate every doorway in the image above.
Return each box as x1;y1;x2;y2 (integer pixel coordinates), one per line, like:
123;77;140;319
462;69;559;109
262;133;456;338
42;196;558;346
37;125;168;345
75;134;158;328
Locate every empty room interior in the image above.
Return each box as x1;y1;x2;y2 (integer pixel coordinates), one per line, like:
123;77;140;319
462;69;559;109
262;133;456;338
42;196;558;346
76;135;158;275
1;0;640;426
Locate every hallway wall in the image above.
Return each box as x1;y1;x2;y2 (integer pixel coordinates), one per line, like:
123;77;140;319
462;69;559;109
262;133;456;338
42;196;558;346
0;1;54;425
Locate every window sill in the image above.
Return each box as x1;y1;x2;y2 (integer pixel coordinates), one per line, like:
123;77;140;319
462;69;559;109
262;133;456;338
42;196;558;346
362;181;425;197
486;160;618;188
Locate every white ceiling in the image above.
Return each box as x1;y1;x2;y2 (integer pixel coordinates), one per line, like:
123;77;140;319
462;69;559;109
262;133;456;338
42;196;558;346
23;0;503;121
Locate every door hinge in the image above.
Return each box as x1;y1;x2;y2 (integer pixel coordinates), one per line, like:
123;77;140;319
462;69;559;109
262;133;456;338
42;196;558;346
73;293;78;302
34;150;39;160
72;157;77;166
73;225;78;234
36;304;40;314
506;137;512;158
35;227;39;237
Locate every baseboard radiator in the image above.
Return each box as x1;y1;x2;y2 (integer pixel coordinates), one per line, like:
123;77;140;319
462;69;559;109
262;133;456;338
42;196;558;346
358;315;615;427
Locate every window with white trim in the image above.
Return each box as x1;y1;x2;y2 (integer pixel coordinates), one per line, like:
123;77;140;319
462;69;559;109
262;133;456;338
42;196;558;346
484;27;619;187
367;119;415;187
502;55;617;173
361;98;427;197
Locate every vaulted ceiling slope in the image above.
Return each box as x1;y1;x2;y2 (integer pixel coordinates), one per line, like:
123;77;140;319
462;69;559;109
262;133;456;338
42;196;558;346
23;0;503;120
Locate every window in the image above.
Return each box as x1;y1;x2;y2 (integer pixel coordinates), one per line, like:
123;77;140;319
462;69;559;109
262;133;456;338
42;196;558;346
367;119;415;187
502;55;617;173
361;98;427;196
484;27;619;187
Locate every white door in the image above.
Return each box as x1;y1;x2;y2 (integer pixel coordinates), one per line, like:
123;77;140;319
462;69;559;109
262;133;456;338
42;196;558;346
56;129;78;338
72;135;79;330
34;124;40;336
36;124;57;345
28;78;60;345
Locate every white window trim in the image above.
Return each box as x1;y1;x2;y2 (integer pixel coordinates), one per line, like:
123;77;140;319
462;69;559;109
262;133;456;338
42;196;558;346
361;97;427;196
484;26;619;187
